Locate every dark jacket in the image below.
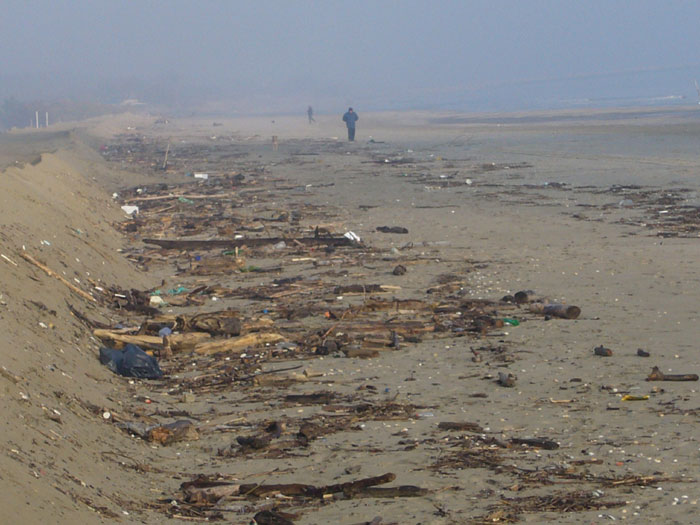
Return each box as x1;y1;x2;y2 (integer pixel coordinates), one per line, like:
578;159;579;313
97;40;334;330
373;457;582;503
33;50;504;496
342;110;358;128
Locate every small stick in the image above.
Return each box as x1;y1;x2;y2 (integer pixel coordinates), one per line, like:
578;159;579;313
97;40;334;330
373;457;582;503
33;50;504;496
1;254;18;266
19;252;96;303
162;141;170;170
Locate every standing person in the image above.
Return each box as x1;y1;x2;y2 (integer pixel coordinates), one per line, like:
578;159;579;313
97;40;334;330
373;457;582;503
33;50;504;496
342;107;358;141
307;105;315;123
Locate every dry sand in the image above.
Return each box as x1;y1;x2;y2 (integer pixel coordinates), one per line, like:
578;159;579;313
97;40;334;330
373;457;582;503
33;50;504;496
1;108;700;524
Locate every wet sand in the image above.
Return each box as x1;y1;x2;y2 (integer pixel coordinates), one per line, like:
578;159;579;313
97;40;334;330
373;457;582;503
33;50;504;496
1;108;700;523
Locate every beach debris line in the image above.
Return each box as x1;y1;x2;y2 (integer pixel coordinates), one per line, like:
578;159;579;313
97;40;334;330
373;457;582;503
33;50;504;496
93;135;663;523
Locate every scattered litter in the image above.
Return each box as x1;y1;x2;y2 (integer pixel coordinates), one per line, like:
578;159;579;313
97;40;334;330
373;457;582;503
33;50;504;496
99;344;163;379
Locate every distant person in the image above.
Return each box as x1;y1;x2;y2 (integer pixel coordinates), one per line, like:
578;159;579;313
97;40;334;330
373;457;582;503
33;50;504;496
342;107;359;141
307;106;315;123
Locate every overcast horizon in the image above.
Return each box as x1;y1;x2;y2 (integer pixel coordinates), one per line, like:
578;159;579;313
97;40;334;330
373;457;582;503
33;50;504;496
1;1;700;115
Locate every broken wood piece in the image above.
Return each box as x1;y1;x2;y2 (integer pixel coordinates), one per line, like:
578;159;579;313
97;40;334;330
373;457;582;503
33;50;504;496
144;236;354;251
1;253;18;266
334;284;400;295
348;486;429;498
528;303;581;319
344;347;379;358
253;372;308;386
20;252;97;303
510;437;559;450
185;311;242;336
181;479;241;504
285;392;335;404
646;366;698;382
194;332;284;355
237;472;395;499
438;421;484;432
93;329;210;351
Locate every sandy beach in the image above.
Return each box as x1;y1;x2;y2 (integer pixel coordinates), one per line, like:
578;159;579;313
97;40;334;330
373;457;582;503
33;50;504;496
1;108;700;524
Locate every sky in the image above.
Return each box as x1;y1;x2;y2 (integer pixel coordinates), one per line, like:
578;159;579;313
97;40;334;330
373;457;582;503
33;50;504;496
1;1;699;113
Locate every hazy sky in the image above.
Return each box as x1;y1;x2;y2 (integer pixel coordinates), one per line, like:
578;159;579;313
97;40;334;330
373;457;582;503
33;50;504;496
1;1;699;112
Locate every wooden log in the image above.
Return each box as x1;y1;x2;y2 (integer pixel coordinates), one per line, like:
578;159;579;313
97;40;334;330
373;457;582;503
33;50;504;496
194;332;284;355
143;236;354;251
93;329;210;351
20;252;96;303
528;303;581;319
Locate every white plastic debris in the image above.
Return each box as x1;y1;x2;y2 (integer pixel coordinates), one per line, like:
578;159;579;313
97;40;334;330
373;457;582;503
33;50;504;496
149;295;164;307
194;173;209;180
121;205;139;216
344;231;361;243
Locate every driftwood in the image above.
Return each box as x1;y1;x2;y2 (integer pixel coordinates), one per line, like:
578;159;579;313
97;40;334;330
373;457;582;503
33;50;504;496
194;332;285;355
646;366;698;381
184;311;242;336
93;329;210;351
182;480;241;503
239;472;396;498
334;284;400;295
528;303;581;319
344;347;380;358
149;313;271;335
438;421;483;432
348;486;429;498
20;252;96;303
182;473;400;503
144;236;354;251
510;437;559;450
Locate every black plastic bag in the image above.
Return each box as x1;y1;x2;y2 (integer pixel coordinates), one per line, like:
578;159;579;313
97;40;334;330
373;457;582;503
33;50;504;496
99;344;163;379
